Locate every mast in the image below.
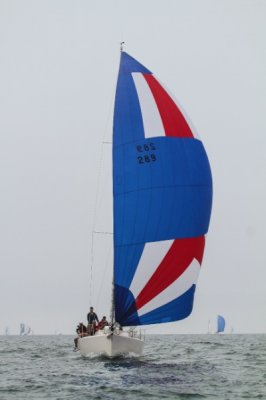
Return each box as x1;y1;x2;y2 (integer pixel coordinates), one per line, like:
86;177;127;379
120;41;125;52
110;44;125;327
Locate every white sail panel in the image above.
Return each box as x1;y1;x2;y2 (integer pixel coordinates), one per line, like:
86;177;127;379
132;72;165;138
129;240;174;298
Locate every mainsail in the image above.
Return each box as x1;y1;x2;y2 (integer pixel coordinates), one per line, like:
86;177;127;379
113;52;212;326
217;315;225;333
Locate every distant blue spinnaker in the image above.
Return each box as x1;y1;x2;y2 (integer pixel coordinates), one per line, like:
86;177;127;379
217;315;226;333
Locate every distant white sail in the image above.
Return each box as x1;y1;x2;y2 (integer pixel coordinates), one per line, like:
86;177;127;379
4;327;10;335
20;323;32;335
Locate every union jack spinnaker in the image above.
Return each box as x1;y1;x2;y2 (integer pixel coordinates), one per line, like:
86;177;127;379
112;52;212;326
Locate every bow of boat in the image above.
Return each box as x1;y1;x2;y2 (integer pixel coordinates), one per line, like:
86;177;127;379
78;330;144;357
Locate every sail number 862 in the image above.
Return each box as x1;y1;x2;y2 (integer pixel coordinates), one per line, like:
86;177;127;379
136;143;157;164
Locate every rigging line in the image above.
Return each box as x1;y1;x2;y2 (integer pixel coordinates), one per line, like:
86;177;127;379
93;230;113;235
142;324;163;333
95;239;113;309
89;232;94;305
91;108;113;230
89;85;114;305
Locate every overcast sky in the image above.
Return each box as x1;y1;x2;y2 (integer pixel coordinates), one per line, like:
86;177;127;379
0;0;265;335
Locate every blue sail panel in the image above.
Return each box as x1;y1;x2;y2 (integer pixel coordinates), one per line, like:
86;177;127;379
114;137;212;246
115;285;196;326
113;52;151;147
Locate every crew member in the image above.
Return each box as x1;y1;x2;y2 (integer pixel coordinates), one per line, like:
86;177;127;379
87;306;99;335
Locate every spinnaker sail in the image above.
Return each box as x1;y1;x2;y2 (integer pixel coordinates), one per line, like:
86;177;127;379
217;315;226;333
113;52;212;326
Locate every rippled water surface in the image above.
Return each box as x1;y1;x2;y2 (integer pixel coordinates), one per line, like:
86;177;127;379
0;334;265;399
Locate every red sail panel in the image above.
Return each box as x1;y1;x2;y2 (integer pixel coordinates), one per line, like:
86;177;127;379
135;236;205;310
143;74;194;138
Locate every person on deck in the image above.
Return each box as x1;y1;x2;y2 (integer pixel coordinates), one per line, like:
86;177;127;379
87;307;99;335
76;322;88;336
98;316;109;330
74;322;88;348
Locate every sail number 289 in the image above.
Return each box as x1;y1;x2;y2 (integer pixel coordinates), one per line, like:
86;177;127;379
136;142;157;164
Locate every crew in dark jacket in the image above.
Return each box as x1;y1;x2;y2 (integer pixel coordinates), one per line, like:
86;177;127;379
87;307;99;335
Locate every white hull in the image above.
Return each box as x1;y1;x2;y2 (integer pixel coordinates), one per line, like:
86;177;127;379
78;331;144;357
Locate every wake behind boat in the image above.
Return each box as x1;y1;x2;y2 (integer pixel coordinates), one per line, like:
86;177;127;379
77;48;212;357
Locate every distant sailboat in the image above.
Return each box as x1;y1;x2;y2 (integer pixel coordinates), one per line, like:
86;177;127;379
207;319;211;334
4;327;10;336
20;323;25;335
20;323;31;336
216;315;226;333
78;49;212;357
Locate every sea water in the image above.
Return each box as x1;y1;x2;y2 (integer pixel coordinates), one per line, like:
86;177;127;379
0;334;265;399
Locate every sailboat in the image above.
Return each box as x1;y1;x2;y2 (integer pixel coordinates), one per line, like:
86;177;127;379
20;323;32;336
207;319;211;334
4;327;10;336
78;49;212;357
20;323;26;335
216;315;226;334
